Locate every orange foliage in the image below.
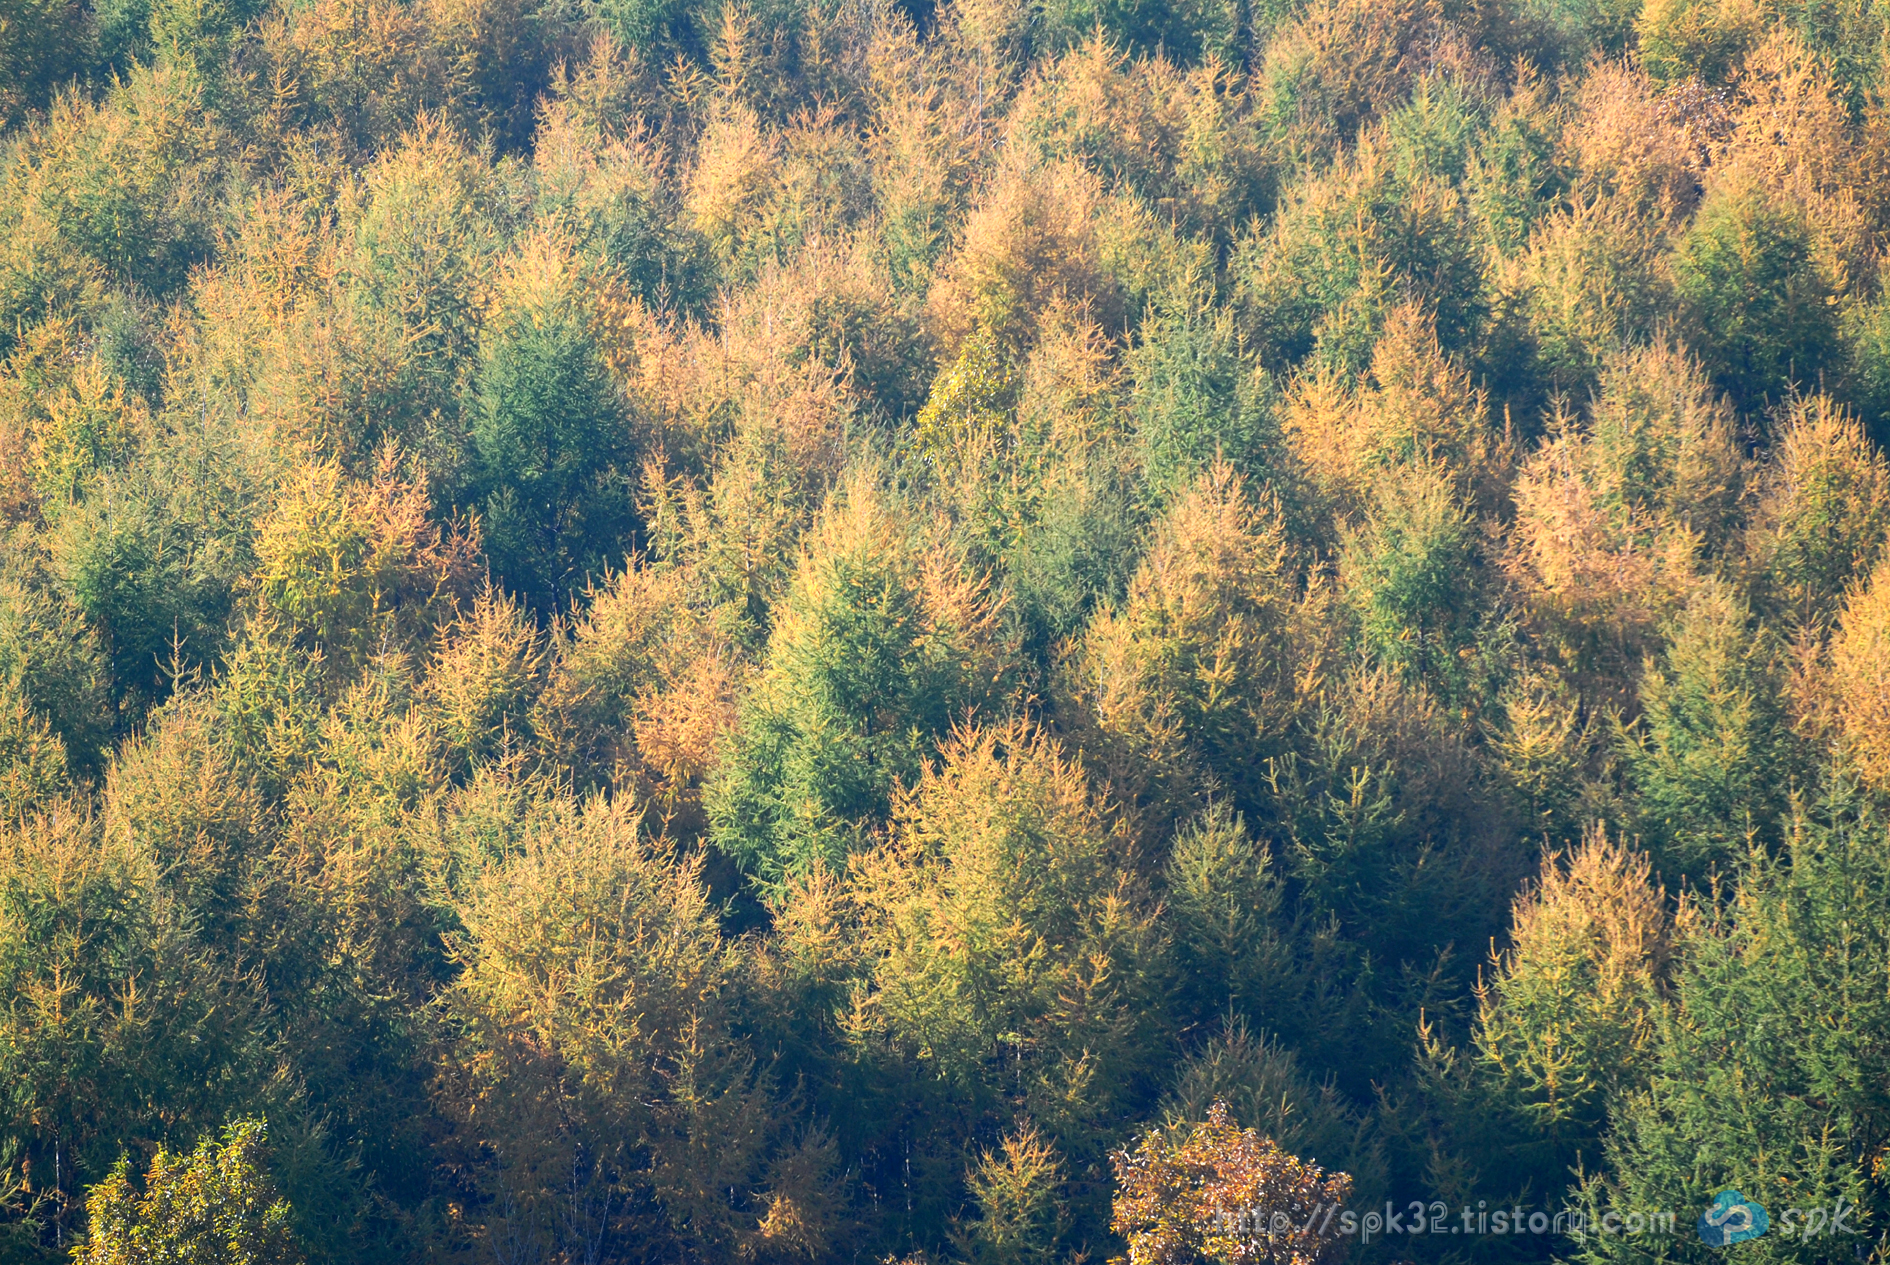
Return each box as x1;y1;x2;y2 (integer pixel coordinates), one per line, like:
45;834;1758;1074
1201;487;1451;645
1111;1101;1354;1265
928;153;1121;353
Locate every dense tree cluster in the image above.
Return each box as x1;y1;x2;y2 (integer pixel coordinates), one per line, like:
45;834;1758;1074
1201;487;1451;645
3;0;1890;1258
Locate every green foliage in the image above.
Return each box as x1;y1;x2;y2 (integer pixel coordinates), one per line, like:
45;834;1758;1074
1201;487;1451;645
0;809;274;1227
1129;305;1274;503
1340;461;1492;703
1162;804;1293;1023
0;0;89;128
710;478;1008;882
955;1123;1068;1265
472;236;637;613
1266;667;1525;1034
436;792;841;1263
1584;342;1746;551
1521;191;1674;399
1034;0;1240;63
1160;1019;1382;1193
1255;0;1436;159
852;721;1170;1155
1001;449;1144;661
253;456;477;671
6;2;1890;1262
595;0;698;61
52;477;234;719
1625;580;1797;875
1489;666;1611;846
1746;394;1890;625
1636;0;1759;83
1472;831;1673;1182
1071;461;1308;825
1236;138;1488;376
16;64;227;297
1674;184;1840;413
0;694;71;817
1579;787;1890;1265
0;562;112;775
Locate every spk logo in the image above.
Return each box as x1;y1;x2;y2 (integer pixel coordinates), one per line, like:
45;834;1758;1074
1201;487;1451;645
1699;1191;1770;1246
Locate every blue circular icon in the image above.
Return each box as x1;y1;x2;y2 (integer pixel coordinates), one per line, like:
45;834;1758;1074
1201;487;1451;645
1699;1191;1769;1246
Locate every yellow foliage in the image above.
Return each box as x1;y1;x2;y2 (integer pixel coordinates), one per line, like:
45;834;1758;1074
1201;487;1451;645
716;235;903;428
103;699;268;919
944;0;1033;62
927;153;1120;353
444;796;725;1079
1562;62;1703;217
1716;32;1873;288
687;101;780;266
621;244;859;489
1492;667;1613;841
1832;559;1890;791
538;562;740;830
1505;431;1700;709
1284;304;1513;519
28;357;148;507
1014;299;1123;451
851;719;1165;1127
1111;1101;1354;1265
0;315;93;491
865;11;989;288
0;198;105;361
956;1120;1067;1263
1477;829;1676;1130
1503;342;1742;705
1005;36;1273;240
1746;394;1890;624
426;585;546;769
254;449;478;668
1072;461;1318;824
438;790;842;1260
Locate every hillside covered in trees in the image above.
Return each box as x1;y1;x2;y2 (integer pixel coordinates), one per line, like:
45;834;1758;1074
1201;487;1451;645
3;0;1890;1258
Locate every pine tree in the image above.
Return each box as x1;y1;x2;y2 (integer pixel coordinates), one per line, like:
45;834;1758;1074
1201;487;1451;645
710;476;1010;883
1625;579;1798;875
472;233;637;613
1580;785;1890;1265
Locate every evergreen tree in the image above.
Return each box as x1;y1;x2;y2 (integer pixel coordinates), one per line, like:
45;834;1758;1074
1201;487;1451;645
1625;580;1798;876
472;235;637;613
1674;184;1840;415
710;477;1010;883
1581;786;1890;1265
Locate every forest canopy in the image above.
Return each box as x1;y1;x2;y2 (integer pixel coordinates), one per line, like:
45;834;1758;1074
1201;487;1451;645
2;0;1890;1259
